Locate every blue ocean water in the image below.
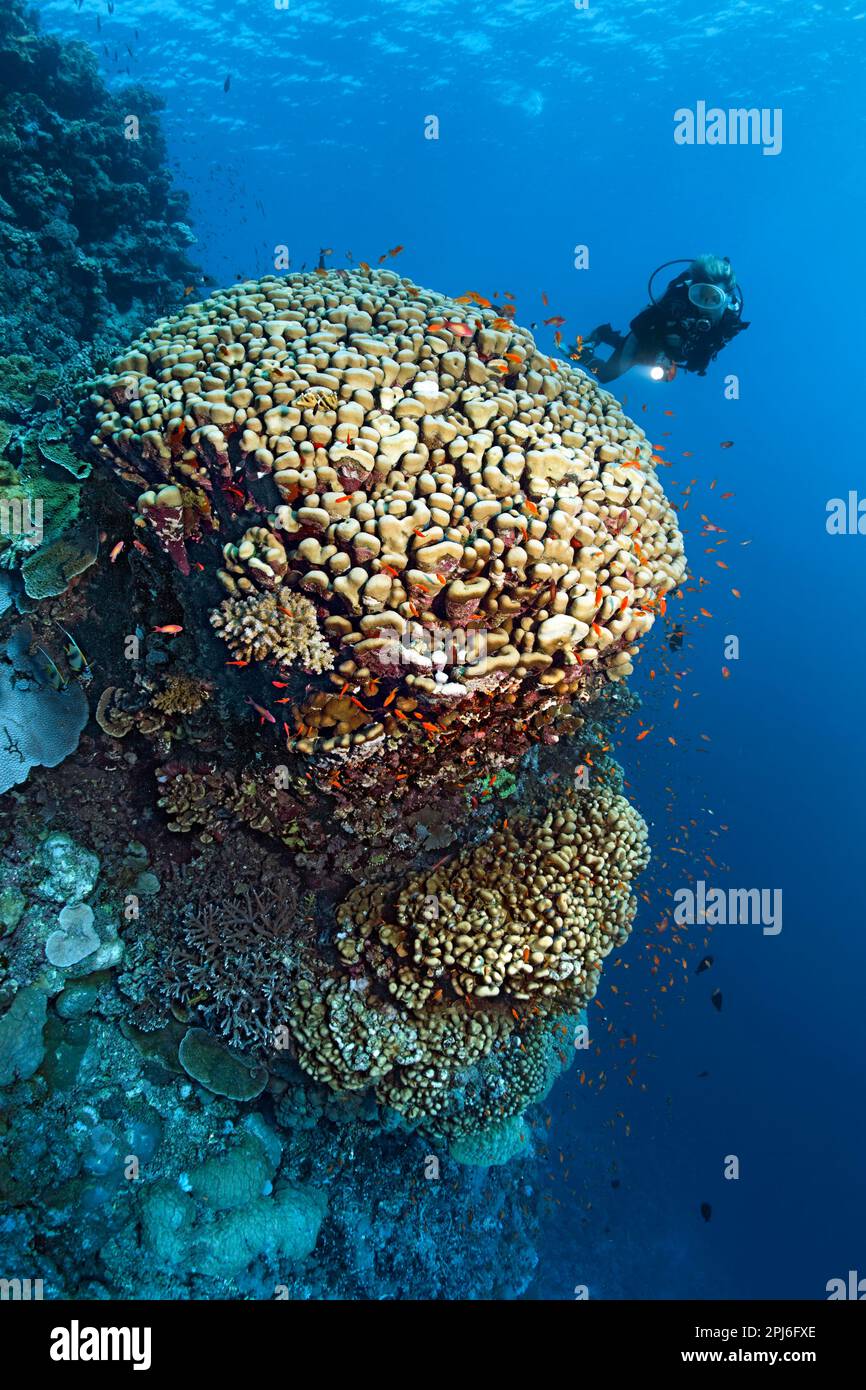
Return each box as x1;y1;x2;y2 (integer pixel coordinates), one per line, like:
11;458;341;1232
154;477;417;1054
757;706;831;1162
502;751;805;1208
33;0;866;1299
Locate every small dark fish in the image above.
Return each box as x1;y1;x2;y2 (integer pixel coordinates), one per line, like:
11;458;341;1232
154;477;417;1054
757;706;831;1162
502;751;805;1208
668;625;684;652
711;988;723;1012
610;1179;620;1189
720;440;734;449
697;1070;710;1079
224;74;231;93
246;696;276;724
695;955;714;974
700;1202;712;1222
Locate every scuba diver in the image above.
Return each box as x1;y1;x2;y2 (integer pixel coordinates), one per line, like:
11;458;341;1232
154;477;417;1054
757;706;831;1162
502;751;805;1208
577;255;749;383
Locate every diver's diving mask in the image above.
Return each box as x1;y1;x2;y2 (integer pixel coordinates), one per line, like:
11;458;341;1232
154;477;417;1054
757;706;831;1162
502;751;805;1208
687;281;728;329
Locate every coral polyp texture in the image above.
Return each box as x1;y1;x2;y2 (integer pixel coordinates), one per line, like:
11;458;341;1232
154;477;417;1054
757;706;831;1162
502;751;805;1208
336;786;648;1008
290;784;648;1132
58;271;684;1142
88;270;685;783
211;588;334;671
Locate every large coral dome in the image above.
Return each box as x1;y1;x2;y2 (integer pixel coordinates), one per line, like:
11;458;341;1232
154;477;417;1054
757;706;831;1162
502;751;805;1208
89;270;685;771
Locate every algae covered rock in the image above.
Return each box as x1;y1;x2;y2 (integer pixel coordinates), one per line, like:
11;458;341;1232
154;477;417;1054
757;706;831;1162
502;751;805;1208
450;1114;533;1167
0;887;25;934
189;1185;327;1280
178;1027;268;1101
139;1131;326;1282
139;1182;196;1268
0;0;199;367
0;984;48;1087
187;1135;273;1212
36;832;100;904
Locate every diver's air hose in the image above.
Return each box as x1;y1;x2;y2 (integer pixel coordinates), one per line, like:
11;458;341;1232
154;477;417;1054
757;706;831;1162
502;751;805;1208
647;259;693;304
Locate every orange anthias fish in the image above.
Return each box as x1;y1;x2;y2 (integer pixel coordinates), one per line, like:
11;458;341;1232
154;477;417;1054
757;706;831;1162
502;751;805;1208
152;624;183;635
440;320;474;338
109;540;125;563
544;315;566;326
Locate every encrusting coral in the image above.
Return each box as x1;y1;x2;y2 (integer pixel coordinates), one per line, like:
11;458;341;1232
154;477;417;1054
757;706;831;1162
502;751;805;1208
210;588;334;671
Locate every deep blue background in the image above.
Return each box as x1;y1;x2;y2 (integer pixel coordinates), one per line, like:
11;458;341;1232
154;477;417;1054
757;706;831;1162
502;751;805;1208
37;0;866;1298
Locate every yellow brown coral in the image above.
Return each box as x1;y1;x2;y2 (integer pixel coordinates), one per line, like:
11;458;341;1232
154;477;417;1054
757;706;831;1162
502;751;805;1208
210;587;334;671
150;674;211;715
284;784;648;1129
336;784;648;1009
90;270;686;760
286;971;509;1127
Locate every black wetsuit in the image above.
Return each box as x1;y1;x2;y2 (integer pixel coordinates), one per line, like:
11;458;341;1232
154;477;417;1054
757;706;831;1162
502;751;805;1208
628;272;749;375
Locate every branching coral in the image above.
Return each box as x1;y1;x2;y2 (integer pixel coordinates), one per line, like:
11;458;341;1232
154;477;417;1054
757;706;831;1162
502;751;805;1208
210;588;334;671
164;883;305;1053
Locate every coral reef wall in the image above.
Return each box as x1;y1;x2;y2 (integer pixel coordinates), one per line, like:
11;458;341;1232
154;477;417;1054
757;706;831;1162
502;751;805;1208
0;0;198;369
0;21;687;1287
